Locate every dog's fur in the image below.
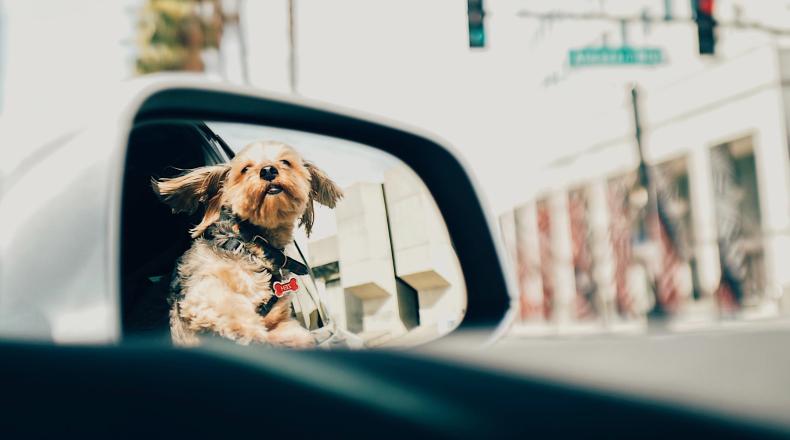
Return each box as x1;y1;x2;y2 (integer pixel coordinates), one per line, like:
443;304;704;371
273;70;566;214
153;140;342;347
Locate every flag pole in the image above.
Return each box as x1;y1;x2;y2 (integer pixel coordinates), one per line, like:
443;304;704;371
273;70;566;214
630;85;664;317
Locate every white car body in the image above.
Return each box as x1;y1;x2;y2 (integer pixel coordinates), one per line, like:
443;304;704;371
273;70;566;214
0;75;514;344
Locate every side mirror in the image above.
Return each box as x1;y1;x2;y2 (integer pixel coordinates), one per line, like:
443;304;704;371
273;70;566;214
0;78;512;346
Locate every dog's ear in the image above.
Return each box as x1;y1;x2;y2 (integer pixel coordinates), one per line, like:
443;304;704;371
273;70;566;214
298;199;316;237
305;161;343;208
299;161;343;237
152;165;230;214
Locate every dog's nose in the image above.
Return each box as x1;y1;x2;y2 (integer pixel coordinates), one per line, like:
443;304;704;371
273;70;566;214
260;166;279;181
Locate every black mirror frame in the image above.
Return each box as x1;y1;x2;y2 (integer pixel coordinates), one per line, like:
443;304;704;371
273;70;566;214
133;88;511;331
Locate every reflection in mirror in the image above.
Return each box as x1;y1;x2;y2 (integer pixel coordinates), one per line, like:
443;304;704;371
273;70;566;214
123;119;465;349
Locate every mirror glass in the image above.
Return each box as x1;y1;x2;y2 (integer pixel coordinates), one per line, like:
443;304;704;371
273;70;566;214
122;119;465;349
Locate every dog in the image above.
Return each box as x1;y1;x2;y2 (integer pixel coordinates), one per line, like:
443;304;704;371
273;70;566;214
152;140;342;348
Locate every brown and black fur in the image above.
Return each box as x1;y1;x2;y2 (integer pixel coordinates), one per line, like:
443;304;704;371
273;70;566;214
153;140;342;347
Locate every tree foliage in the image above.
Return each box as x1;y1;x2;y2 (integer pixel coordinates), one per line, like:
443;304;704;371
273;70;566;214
136;0;225;74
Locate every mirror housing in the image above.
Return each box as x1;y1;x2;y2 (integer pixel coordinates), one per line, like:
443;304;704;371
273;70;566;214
0;76;513;343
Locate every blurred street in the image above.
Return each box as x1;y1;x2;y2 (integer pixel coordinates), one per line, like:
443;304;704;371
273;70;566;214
510;320;790;430
427;317;790;432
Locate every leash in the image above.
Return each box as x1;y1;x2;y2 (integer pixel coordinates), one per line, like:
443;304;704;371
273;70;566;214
292;238;364;348
293;240;328;327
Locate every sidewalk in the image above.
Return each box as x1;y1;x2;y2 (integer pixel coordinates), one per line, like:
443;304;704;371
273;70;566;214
506;297;789;338
508;317;647;338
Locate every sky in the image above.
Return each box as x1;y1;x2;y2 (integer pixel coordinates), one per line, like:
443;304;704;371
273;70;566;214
1;0;788;214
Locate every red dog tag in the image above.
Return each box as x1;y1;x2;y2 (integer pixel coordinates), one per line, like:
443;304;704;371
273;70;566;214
273;276;299;298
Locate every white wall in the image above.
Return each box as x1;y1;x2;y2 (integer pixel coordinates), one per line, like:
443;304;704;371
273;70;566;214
1;0;138;116
242;0;541;214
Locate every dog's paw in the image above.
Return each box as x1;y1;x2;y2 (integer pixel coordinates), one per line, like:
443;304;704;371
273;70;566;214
268;322;316;349
222;322;270;346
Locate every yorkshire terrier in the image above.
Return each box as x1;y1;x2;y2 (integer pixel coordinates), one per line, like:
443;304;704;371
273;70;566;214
153;140;342;348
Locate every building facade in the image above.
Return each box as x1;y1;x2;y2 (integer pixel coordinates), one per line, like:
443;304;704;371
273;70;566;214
307;164;466;346
500;1;790;328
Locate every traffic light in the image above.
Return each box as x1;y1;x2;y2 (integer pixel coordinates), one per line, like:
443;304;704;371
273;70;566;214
693;0;716;55
467;0;485;48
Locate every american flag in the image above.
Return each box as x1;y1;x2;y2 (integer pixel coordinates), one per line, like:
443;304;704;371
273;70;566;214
607;177;636;317
650;166;686;314
568;191;596;319
537;200;554;320
514;211;543;320
516;247;543;320
710;146;746;312
515;236;532;320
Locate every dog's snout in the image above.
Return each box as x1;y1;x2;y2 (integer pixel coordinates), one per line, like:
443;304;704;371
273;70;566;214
260;166;278;181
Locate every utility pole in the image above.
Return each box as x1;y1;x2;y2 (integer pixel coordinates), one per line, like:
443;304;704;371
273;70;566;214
630;85;657;319
287;0;298;94
236;0;250;84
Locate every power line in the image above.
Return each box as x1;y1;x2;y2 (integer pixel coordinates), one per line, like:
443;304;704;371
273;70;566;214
516;10;790;36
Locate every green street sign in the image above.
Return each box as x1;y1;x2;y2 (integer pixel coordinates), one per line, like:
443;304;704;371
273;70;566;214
569;46;664;67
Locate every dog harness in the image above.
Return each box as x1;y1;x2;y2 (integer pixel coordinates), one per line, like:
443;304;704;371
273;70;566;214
204;209;309;317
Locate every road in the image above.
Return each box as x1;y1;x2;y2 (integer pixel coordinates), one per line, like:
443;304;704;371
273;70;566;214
424;319;790;433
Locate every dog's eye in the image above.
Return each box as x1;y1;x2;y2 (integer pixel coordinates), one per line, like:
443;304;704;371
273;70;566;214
280;160;291;167
241;166;249;174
